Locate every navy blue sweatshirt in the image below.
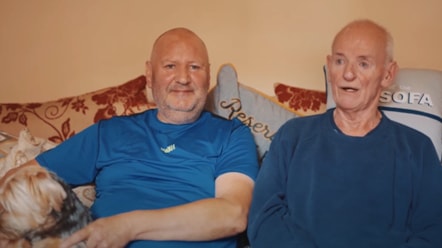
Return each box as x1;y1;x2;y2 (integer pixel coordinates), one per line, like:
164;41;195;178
248;109;442;248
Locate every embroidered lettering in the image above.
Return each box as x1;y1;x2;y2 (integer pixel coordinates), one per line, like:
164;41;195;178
161;144;176;153
219;98;275;140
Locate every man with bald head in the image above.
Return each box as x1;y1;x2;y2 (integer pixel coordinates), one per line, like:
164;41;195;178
248;19;442;247
147;28;211;124
24;28;258;248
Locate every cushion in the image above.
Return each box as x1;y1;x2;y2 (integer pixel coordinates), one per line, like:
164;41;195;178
0;131;16;160
205;64;298;161
72;184;96;208
0;129;96;207
0;76;155;143
274;82;327;116
0;129;56;177
325;67;442;161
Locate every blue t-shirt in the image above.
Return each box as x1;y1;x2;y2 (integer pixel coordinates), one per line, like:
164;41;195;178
248;108;442;248
37;109;259;248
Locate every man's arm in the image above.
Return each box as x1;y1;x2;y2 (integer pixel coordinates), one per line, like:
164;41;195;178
247;126;317;248
401;145;442;248
61;172;254;248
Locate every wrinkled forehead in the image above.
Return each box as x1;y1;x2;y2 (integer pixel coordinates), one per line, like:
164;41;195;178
331;23;388;60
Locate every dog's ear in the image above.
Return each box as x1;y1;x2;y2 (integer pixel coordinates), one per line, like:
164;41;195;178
31;170;67;213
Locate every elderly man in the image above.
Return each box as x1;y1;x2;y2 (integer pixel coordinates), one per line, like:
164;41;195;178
247;19;442;248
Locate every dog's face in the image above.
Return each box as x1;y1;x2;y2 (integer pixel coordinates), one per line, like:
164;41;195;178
0;165;67;239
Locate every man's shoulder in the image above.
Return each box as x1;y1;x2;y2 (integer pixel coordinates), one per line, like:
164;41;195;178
384;116;437;157
94;110;151;135
386;116;431;141
203;110;243;126
201;111;253;138
100;109;150;124
281;111;327;130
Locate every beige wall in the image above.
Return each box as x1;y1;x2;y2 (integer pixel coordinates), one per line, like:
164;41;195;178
1;0;441;102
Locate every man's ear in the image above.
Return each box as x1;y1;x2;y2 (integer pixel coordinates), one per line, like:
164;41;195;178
382;61;398;88
207;63;211;86
145;61;153;88
325;55;332;83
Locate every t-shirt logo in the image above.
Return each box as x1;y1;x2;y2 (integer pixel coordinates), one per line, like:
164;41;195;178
161;144;176;153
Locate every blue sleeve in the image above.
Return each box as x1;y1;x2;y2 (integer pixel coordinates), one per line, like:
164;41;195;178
401;141;442;248
216;118;259;180
36;123;100;186
247;123;317;248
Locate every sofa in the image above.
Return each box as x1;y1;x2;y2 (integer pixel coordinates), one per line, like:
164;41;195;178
0;63;440;247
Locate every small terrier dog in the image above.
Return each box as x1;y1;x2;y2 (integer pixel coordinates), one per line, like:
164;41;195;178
0;165;92;248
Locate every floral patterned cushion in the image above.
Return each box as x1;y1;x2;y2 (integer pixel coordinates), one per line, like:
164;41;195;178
72;184;96;208
0;75;155;143
274;82;326;116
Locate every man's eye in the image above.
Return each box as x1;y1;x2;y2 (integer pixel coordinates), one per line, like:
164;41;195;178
165;64;175;69
334;58;344;65
190;65;201;70
359;61;370;68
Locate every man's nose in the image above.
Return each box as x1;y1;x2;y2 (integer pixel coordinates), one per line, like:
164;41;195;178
343;63;356;81
176;67;190;84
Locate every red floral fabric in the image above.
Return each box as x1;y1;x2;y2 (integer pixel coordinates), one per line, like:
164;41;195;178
0;75;155;143
274;83;326;116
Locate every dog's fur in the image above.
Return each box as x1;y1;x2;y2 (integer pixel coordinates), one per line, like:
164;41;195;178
0;165;92;248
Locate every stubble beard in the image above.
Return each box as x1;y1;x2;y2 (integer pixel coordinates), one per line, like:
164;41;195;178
159;97;205;124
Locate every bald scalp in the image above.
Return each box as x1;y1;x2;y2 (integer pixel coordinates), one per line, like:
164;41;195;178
150;27;209;64
332;19;394;63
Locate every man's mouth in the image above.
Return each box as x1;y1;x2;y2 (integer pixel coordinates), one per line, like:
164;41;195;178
170;90;194;97
341;87;358;92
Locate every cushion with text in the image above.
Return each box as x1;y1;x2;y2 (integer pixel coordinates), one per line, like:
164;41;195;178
206;64;298;161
